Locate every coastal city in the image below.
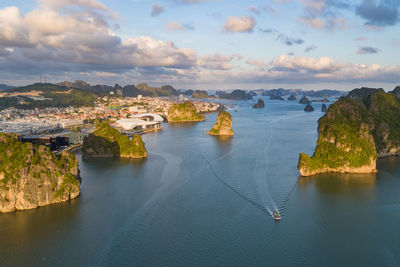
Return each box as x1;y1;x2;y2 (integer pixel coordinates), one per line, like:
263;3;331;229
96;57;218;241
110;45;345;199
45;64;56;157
0;94;221;141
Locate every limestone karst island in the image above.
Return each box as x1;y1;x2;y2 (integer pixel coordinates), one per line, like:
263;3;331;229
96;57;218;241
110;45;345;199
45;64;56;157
207;110;234;136
0;133;80;213
298;87;400;176
82;122;147;159
167;101;205;122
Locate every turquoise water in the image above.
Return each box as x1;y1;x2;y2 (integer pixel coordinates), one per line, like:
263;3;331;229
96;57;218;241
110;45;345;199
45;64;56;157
1;97;400;266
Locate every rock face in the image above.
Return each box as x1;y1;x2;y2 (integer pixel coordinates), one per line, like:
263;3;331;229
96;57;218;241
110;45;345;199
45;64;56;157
298;89;400;176
253;98;265;109
321;103;327;112
299;96;311;104
304;104;315;112
288;95;297;100
0;133;80;213
82;123;147;158
167;101;205;122
207;111;234;136
270;95;284;100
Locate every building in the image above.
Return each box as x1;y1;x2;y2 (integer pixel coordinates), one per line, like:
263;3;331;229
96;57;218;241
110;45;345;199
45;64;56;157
115;113;163;132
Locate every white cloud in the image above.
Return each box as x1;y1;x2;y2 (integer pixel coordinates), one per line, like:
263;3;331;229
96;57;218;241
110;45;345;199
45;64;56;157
198;54;240;70
38;0;109;11
246;59;268;68
0;2;399;88
166;21;185;31
222;16;256;33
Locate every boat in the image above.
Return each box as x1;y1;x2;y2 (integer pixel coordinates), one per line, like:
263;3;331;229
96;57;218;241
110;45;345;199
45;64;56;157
273;211;281;221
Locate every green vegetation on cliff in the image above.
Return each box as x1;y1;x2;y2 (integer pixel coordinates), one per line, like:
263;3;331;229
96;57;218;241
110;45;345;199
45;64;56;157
298;88;400;176
167;101;205;122
82;123;147;158
0;133;80;212
207;110;234;136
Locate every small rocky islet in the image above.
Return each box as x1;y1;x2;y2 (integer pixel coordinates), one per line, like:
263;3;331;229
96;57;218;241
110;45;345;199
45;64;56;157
253;98;265;109
299;96;311;104
207;110;234;136
304;104;315;112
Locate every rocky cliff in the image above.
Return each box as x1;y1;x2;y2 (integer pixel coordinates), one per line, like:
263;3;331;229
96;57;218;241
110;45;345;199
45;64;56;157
207;110;234;136
82;123;147;158
0;133;80;213
167;101;205;122
298;88;400;176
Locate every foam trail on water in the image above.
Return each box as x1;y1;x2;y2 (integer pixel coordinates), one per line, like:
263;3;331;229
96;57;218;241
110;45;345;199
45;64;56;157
200;154;269;215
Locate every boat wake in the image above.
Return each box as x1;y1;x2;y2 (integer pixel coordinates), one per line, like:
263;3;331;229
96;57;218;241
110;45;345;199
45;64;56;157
200;154;269;215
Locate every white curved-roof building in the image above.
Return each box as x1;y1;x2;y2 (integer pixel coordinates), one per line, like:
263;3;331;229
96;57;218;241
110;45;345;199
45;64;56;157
115;118;155;130
130;113;164;122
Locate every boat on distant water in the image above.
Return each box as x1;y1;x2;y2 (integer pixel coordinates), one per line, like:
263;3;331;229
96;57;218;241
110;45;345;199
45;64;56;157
273;211;281;221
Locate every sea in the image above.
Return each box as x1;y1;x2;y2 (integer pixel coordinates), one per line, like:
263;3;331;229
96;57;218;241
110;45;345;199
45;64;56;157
1;96;400;266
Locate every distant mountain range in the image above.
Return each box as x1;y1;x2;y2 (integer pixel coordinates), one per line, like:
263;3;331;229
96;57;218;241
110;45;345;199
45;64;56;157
0;83;97;109
57;80;179;97
0;84;14;91
261;88;347;97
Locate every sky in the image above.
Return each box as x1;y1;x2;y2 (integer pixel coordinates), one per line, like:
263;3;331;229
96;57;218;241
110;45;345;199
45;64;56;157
0;0;399;90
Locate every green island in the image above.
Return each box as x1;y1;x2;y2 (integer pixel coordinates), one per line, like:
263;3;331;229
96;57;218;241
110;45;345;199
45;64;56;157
192;90;209;99
0;133;80;213
207;110;234;136
82;123;147;158
167;101;205;122
298;88;400;176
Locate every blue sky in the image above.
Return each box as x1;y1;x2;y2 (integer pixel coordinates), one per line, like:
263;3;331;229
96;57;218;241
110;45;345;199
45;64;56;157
0;0;399;90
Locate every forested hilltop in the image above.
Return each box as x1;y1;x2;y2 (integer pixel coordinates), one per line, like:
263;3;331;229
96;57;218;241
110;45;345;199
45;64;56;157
298;86;400;176
0;81;180;109
0;83;97;109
